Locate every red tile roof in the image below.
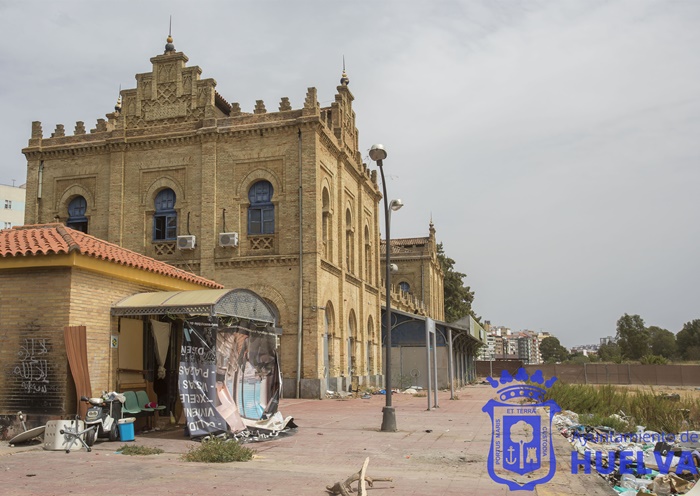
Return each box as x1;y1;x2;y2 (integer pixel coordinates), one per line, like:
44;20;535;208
386;237;430;247
380;236;430;255
0;224;223;289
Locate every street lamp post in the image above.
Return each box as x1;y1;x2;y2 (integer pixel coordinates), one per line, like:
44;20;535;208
369;143;403;432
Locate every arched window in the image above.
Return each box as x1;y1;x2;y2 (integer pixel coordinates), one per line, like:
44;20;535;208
345;209;354;273
248;181;274;234
347;311;357;376
367;317;374;375
325;302;337;377
153;188;177;241
66;196;88;233
399;281;411;293
364;225;372;282
322;188;331;259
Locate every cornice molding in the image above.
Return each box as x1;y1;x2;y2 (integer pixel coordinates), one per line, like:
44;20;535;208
22;117;323;159
321;259;342;277
215;255;299;269
364;285;379;296
345;273;362;288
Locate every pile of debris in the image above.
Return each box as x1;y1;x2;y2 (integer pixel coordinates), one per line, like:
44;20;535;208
555;410;700;495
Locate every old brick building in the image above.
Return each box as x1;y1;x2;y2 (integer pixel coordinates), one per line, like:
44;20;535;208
0;223;222;436
22;36;414;398
381;221;445;320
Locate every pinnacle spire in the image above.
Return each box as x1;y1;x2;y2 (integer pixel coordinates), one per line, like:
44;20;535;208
114;85;122;113
164;16;175;54
340;55;349;86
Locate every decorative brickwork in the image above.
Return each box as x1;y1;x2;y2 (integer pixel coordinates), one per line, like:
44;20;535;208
74;121;86;135
249;235;274;251
279;97;292;111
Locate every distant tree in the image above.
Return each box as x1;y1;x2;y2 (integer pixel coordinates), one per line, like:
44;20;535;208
639;354;668;365
648;326;677;360
676;320;700;361
598;342;622;363
616;314;650;360
437;243;475;323
566;351;591;364
539;336;568;363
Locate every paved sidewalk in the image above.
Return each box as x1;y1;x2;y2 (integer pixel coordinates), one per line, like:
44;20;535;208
0;385;614;495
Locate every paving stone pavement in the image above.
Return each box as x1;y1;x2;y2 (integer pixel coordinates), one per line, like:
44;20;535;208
0;385;615;495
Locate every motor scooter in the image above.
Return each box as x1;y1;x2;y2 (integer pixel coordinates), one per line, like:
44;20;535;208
81;394;122;446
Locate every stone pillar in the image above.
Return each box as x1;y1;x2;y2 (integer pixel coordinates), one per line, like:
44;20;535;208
107;142;126;245
198;131;217;279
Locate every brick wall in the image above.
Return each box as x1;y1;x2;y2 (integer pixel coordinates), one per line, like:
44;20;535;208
0;268;73;419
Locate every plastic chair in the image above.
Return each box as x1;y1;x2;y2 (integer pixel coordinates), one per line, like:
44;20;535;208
122;391;144;416
136;390;165;412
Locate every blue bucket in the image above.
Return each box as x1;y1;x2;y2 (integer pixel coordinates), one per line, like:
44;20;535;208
118;418;135;441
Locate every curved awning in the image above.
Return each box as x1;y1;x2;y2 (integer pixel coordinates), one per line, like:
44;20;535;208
111;288;276;325
381;308;483;346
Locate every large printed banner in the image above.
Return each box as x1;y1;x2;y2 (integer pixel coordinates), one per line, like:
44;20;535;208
179;318;283;438
178;320;227;437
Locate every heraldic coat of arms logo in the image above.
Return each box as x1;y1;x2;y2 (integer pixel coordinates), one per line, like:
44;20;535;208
482;368;560;491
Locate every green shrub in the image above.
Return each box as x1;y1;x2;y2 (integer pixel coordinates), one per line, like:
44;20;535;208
545;383;700;433
578;413;631;433
117;445;164;456
181;437;255;463
639;355;668;365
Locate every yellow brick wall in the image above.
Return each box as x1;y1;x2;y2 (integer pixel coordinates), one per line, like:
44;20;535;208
0;262;206;422
0;268;73;417
67;269;162;394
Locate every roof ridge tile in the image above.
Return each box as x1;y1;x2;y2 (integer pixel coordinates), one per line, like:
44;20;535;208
1;224;222;289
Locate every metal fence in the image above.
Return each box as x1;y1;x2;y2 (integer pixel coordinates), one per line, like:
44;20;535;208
520;363;700;387
475;360;525;379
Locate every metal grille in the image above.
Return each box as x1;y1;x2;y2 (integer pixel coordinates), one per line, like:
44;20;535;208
111;289;276;325
215;289;275;324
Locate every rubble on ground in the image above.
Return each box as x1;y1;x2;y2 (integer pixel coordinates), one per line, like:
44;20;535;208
554;410;700;495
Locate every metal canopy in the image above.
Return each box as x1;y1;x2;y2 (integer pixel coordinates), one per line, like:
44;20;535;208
111;288;276;325
381;307;483;346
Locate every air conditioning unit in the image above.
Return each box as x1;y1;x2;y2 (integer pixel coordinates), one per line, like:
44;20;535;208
219;232;239;248
176;235;196;250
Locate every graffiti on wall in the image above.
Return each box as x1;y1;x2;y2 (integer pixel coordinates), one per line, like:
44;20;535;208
1;321;63;416
13;338;51;394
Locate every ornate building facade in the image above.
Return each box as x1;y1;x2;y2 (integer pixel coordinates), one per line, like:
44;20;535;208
381;221;445;320
22;37;393;398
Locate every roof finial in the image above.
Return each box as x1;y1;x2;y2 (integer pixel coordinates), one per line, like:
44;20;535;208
340;55;349;86
164;16;175;54
114;84;122;113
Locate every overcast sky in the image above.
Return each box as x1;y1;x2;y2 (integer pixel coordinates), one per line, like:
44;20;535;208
1;1;698;347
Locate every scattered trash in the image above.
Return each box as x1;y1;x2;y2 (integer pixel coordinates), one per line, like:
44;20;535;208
657;393;681;402
325;391;352;400
326;457;392;495
555;409;700;495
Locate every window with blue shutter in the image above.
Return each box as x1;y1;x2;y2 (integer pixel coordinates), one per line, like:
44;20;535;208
248;181;274;234
153;188;177;241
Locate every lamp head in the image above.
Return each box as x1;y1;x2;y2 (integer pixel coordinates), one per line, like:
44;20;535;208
369;144;387;162
390;199;404;211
